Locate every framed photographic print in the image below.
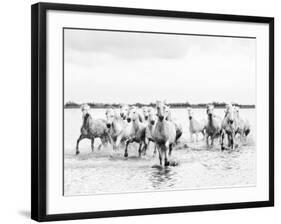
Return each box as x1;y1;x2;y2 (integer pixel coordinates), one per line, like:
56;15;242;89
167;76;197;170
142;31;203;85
31;2;274;222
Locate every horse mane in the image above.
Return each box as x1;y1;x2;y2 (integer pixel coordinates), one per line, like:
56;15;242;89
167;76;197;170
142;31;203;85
138;113;143;122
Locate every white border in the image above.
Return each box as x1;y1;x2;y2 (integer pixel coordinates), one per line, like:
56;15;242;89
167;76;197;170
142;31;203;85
46;10;269;214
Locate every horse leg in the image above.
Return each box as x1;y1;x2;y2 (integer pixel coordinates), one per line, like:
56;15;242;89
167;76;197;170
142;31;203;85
153;143;157;157
76;134;84;155
107;135;114;146
211;135;214;147
138;142;143;157
91;138;95;152
114;135;122;150
157;144;162;166
238;131;245;144
227;134;232;148
164;146;169;167
142;138;149;156
201;130;205;142
206;135;209;148
142;141;148;156
168;144;173;156
143;138;149;155
232;132;235;149
124;138;133;157
242;132;246;144
190;133;193;142
221;130;225;150
240;133;244;144
98;137;105;150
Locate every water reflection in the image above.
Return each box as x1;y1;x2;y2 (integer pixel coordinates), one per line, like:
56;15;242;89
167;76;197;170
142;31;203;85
64;108;256;195
149;166;178;189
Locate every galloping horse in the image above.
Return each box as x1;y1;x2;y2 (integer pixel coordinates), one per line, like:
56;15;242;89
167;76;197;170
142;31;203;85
143;107;158;156
205;104;222;148
124;107;147;157
234;106;251;142
187;107;206;142
221;104;238;150
76;104;109;155
105;108;132;150
153;101;177;166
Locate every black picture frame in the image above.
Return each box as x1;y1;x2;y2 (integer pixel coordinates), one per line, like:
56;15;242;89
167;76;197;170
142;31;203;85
31;2;274;222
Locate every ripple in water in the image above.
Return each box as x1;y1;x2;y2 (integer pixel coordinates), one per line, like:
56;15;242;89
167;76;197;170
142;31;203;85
64;108;256;196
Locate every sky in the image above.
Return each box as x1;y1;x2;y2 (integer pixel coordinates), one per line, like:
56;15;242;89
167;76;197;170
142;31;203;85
64;29;256;105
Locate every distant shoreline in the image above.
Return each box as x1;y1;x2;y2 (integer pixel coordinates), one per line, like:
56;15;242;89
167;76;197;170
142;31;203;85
64;104;255;109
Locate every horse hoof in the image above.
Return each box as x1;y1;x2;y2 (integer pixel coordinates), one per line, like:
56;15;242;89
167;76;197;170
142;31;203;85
124;152;128;157
76;151;80;155
164;161;170;167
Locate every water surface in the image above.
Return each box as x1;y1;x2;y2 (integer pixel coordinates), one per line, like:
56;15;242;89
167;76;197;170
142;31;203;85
64;108;256;196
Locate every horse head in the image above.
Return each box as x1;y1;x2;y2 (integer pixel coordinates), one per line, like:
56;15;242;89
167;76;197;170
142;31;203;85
120;104;129;120
187;107;193;120
148;108;157;125
206;104;215;119
156;101;166;121
105;108;115;128
234;106;240;118
142;106;149;120
127;106;140;123
81;103;90;117
156;101;171;122
225;105;235;125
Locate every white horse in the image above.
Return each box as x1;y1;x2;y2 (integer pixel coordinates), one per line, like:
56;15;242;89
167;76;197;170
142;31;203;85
144;108;158;156
187;107;206;142
76;104;109;155
120;104;129;120
153;101;177;166
234;106;251;143
221;104;238;150
105;108;132;150
124;107;148;157
163;104;183;143
205;104;222;148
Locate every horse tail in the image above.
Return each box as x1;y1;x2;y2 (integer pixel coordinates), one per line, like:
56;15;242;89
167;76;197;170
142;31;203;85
175;123;183;143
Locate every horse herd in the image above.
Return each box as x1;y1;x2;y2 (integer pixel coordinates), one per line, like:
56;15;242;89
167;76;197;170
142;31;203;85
75;101;251;166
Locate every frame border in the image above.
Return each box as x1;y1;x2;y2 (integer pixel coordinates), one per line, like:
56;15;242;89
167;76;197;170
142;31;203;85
31;2;274;222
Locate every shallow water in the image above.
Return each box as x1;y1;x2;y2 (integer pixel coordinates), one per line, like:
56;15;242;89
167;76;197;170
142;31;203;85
64;108;256;196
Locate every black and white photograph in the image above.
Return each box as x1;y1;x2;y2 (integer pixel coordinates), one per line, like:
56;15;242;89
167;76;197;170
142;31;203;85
63;28;257;196
29;2;274;222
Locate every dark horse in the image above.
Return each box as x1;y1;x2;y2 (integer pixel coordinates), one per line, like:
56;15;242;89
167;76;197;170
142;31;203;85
76;113;110;155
